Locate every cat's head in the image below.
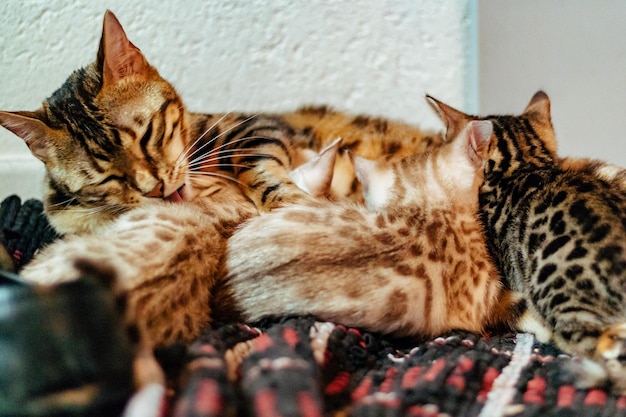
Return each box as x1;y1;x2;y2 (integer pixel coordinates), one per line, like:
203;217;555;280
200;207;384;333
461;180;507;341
425;91;558;182
354;119;493;211
0;11;190;234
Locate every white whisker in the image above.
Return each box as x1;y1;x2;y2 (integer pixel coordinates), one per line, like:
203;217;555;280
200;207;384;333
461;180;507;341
47;197;78;209
187;135;278;166
188;163;255;171
175;97;252;166
188;171;249;188
184;114;259;164
188;152;275;170
178;114;260;168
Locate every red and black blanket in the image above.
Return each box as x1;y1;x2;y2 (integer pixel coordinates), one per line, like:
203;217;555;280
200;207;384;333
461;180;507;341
1;195;624;417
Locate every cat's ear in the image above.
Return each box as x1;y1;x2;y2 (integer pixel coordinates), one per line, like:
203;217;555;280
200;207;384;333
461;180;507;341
426;95;472;142
352;154;394;210
289;137;341;197
98;10;150;86
0;110;54;162
523;90;551;120
523;91;557;155
465;120;493;167
352;153;377;190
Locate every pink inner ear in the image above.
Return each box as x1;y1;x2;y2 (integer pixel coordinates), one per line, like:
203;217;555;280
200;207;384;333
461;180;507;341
467;120;493;166
102;11;148;84
0;111;51;162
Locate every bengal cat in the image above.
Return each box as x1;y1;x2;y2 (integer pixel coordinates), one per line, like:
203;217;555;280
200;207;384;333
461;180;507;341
0;11;442;236
220;118;517;335
20;112;513;344
427;91;626;393
0;11;304;235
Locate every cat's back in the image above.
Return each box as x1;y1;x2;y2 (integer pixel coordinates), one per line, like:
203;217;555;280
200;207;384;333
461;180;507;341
281;106;443;157
504;165;626;292
226;199;501;335
510;165;626;234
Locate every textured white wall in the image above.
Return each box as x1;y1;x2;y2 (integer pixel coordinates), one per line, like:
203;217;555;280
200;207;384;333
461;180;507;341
0;0;476;200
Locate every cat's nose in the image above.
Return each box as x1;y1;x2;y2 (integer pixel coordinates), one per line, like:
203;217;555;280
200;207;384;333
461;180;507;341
145;180;164;198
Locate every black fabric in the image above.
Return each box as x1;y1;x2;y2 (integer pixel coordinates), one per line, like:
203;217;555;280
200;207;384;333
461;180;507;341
0;274;134;416
0;196;59;271
2;195;626;417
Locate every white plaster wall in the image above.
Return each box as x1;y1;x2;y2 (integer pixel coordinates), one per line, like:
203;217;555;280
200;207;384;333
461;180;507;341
0;0;476;200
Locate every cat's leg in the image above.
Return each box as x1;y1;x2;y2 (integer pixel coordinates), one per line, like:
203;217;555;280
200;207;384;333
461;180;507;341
484;289;554;341
192;116;313;211
552;317;626;394
219;121;339;210
236;156;314;210
237;136;340;209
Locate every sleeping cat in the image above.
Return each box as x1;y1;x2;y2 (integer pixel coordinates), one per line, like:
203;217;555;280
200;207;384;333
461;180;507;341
0;11;308;235
20;113;513;349
221;118;517;335
427;91;626;393
0;10;442;236
15;107;468;390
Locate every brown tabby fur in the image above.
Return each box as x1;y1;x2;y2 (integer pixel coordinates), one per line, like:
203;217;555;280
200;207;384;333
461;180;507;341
284;106;443;201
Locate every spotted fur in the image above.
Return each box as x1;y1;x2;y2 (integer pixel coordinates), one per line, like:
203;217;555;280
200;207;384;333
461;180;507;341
223;118;515;336
283;106;443;201
428;91;626;393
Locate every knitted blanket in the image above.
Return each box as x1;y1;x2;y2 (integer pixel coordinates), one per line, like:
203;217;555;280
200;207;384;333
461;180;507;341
2;195;624;417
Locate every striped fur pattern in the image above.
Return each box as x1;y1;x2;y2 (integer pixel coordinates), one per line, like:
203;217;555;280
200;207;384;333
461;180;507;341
0;12;190;234
0;11;440;236
0;12;312;235
429;92;626;393
283;106;443;201
223;119;515;336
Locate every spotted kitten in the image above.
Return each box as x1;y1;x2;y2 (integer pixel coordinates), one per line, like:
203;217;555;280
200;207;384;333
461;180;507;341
428;91;626;393
222;117;515;336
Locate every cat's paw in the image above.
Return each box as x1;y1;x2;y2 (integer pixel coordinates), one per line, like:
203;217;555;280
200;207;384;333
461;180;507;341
596;323;626;394
567;324;626;395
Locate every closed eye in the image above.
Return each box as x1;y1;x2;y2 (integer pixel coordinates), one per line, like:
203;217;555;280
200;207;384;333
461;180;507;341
98;175;125;186
140;120;154;148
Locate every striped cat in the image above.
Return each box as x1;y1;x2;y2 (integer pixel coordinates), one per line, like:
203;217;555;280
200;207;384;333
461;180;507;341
0;11;308;235
427;91;626;393
0;11;442;236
